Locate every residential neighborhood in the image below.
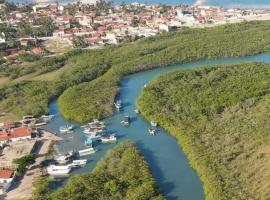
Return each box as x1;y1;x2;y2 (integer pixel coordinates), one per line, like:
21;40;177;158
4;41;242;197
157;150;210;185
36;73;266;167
1;0;270;62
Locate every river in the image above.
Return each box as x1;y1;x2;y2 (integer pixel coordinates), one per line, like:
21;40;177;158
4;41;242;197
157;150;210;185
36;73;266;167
45;52;270;200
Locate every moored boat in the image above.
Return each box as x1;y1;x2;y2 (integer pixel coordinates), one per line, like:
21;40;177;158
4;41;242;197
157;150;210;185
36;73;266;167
150;121;157;127
72;159;87;167
149;128;157;135
114;100;122;110
84;138;93;147
121;116;130;126
78;148;96;157
59;125;74;133
101;133;117;143
47;165;72;176
55;151;74;164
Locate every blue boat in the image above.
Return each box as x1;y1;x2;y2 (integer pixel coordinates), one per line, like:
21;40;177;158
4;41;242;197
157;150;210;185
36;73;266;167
84;138;93;147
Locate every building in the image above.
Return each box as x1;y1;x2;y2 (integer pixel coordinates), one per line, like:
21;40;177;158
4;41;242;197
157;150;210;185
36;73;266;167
0;127;32;145
0;168;15;195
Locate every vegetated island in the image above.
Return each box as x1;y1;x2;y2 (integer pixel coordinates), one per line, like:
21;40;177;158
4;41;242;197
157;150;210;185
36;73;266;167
137;62;270;200
33;141;164;200
2;21;270;122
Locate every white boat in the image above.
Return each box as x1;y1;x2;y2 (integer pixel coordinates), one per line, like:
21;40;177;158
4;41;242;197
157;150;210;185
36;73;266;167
47;165;72;175
87;134;101;141
78;148;96;157
40;115;54;122
114;100;122;110
72;159;87;167
59;125;74;133
134;109;139;114
83;127;103;134
149;128;157;135
55;151;74;164
101;134;117;143
121;116;130;126
150;121;157;127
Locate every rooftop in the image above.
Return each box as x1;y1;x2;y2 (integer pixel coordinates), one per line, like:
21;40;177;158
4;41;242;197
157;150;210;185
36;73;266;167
0;169;14;179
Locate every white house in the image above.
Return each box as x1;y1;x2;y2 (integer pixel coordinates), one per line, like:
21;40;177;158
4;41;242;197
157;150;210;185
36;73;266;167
0;127;32;145
0;169;15;195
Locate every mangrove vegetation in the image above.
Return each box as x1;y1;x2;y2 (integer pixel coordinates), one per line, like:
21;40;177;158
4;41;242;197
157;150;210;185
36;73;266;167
2;21;270;121
137;62;270;200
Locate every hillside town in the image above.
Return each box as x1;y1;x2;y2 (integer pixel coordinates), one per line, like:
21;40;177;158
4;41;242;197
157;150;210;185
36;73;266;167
0;0;270;61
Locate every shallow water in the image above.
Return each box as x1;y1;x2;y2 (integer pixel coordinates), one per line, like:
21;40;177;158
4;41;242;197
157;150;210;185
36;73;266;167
45;52;270;200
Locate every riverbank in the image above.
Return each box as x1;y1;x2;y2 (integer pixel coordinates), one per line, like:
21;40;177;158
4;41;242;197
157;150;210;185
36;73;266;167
5;130;62;200
137;62;270;199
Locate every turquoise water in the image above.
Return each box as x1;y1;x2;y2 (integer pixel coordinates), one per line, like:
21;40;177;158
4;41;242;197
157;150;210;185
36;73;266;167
45;53;270;200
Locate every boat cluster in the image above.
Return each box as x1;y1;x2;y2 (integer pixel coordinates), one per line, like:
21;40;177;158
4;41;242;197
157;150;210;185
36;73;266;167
20;115;54;127
47;147;95;176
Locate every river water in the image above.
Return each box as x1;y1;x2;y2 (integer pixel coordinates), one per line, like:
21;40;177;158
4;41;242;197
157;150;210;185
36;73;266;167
45;52;270;200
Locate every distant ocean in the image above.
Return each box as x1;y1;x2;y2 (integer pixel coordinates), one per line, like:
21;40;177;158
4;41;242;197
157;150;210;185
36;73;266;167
8;0;270;9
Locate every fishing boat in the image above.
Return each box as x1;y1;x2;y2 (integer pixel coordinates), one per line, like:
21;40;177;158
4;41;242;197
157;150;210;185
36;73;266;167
47;165;72;176
149;128;157;136
83;127;103;134
121;116;130;126
87;132;102;141
40;115;54;122
84;138;93;147
55;151;74;164
71;159;87;167
150;121;157;127
114;100;122;110
101;134;117;143
59;125;74;133
78;148;96;157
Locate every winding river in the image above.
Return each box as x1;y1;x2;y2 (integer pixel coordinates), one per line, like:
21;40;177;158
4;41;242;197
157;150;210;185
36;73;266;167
45;52;270;200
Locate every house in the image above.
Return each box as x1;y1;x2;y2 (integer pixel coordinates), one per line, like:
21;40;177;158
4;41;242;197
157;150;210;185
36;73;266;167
0;168;15;195
0;127;32;144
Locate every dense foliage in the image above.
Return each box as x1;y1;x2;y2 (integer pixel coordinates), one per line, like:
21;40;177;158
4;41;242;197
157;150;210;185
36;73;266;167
13;153;35;176
33;142;163;200
2;21;270;120
137;62;270;200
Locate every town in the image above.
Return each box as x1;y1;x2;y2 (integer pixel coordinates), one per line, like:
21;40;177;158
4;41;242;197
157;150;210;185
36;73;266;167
0;0;270;61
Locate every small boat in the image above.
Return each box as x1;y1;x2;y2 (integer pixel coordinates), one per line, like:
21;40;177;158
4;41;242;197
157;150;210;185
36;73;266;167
40;115;54;122
83;127;103;134
121;116;130;126
87;133;101;141
84;138;93;147
134;109;139;114
72;159;87;167
144;84;147;88
114;100;122;110
55;151;74;164
59;125;74;133
47;165;72;176
149;128;157;136
150;121;157;127
101;134;117;143
35;122;47;127
78;148;96;157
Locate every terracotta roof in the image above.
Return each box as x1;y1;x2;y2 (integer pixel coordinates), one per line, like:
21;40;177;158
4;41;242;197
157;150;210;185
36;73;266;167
0;127;32;141
0;169;14;179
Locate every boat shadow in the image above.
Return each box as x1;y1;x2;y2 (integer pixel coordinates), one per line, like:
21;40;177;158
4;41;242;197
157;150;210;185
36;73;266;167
136;141;178;200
